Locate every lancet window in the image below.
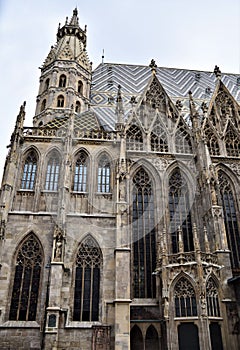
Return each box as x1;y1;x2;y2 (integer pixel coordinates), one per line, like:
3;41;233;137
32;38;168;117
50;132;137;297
57;95;64;108
206;278;220;317
126;125;143;151
59;74;66;87
174;277;197;317
75;101;81;113
175;121;192;154
21;150;38;190
97;155;111;193
78;80;83;94
204;124;220;155
44;78;50;91
150;122;168;152
132;168;156;298
168;169;193;253
41;99;46;112
225;128;240;157
45;151;60;191
73;236;101;321
218;171;240;270
73;151;88;192
9;234;43;321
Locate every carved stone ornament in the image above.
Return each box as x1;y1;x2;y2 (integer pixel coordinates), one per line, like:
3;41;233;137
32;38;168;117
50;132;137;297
53;225;64;262
152;158;173;172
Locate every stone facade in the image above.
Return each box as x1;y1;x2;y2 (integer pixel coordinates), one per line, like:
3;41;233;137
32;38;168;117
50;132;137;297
0;8;240;350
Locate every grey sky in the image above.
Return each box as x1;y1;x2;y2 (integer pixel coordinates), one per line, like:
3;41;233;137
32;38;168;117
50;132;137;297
0;0;239;181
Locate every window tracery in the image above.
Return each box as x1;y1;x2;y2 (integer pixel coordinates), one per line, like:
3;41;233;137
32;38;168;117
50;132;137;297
218;170;240;270
132;168;156;298
175;121;192;154
97;155;111;193
225;127;240;157
174;277;197;317
204;123;220;155
150;121;168;152
73;151;88;192
45;151;60;191
169;169;193;253
206;278;220;317
73;236;101;321
126;125;143;151
9;234;43;321
21;151;38;190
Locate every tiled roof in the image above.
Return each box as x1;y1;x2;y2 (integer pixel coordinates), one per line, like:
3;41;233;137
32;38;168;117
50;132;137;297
90;63;240;130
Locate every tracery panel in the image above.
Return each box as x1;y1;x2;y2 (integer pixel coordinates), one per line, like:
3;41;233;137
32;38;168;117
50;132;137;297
97;155;111;193
126;125;143;151
21;151;38;190
151;121;168;152
206;278;220;317
73;151;88;192
174;277;197;317
45;151;60;191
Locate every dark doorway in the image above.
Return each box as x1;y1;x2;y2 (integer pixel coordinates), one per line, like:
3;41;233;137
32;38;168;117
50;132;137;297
178;323;200;350
145;325;159;349
130;325;143;350
209;322;223;350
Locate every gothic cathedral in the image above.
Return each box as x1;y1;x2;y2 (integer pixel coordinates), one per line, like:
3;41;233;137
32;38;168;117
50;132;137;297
0;8;240;350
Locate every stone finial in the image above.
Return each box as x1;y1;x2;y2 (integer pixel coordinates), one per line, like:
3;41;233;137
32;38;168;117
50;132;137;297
149;59;157;75
176;99;183;112
115;85;124;122
201;102;208;114
214;65;221;79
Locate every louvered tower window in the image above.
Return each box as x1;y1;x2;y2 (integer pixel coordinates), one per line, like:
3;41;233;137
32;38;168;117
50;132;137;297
73;151;88;192
45;152;60;191
174;277;197;317
206;277;220;317
169;169;193;253
21;151;38;190
132;168;156;298
218;171;240;270
97;155;111;193
73;236;101;321
9;234;43;321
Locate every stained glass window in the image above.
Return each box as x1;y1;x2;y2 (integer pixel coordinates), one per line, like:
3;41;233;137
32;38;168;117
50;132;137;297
21;151;38;190
73;151;88;192
45;151;60;191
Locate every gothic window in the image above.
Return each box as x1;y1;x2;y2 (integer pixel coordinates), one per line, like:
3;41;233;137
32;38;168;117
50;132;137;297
97;155;111;193
174;277;197;317
126;125;143;151
44;78;50;90
21;151;38;190
151;122;168;152
218;171;240;269
45;151;60;191
57;95;64;108
73;236;101;321
206;278;220;317
169;169;193;253
41;99;46;112
75;101;81;113
225;128;240;157
130;325;144;350
73;151;88;192
175;121;192;154
145;325;159;350
204;124;220;155
78;80;83;94
9;234;43;321
59;74;66;87
132;168;156;298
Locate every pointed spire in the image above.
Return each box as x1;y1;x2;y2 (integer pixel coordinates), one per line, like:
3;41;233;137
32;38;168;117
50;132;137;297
189;91;200;129
115;85;124;122
69;8;79;26
204;226;210;253
149;59;157;75
193;223;200;251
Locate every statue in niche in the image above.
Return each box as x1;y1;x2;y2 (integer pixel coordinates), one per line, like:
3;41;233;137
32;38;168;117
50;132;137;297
54;226;64;261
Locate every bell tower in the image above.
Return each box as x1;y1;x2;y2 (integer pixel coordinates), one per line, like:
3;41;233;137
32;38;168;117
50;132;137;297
33;8;92;126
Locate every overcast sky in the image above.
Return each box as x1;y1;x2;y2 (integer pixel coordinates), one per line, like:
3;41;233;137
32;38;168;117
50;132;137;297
0;0;240;181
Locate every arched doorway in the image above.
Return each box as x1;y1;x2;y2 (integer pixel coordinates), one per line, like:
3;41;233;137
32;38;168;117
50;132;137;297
130;325;143;350
178;323;200;350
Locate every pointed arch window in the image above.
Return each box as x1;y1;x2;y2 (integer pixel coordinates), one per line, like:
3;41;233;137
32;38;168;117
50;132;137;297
206;278;220;317
75;101;81;113
73;151;88;192
204;124;220;155
151;122;168;152
9;234;43;321
21;151;38;190
41;99;46;112
132;168;156;298
44;78;50;91
73;236;101;321
126;125;143;151
174;277;197;317
78;80;83;94
218;171;240;269
59;74;66;88
57;95;64;108
45;151;60;191
175;121;192;154
97;155;111;193
225;128;240;157
130;325;144;349
169;169;193;253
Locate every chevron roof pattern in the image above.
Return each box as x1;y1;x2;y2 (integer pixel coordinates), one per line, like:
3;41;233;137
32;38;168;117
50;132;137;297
90;62;240;130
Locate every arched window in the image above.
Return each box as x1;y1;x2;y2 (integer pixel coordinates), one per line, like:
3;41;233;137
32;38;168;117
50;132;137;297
130;325;143;350
9;233;43;321
78;80;83;94
169;169;193;253
57;95;64;108
204;124;220;155
45;151;60;191
41;99;46;112
225;128;240;157
218;170;240;269
145;325;159;349
73;236;101;321
44;78;50;90
175;121;192;154
126;125;143;151
75;101;81;113
151;121;168;152
206;277;220;317
132;168;156;298
174;277;197;317
59;74;66;88
97;155;111;193
73;151;88;192
21;151;38;190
